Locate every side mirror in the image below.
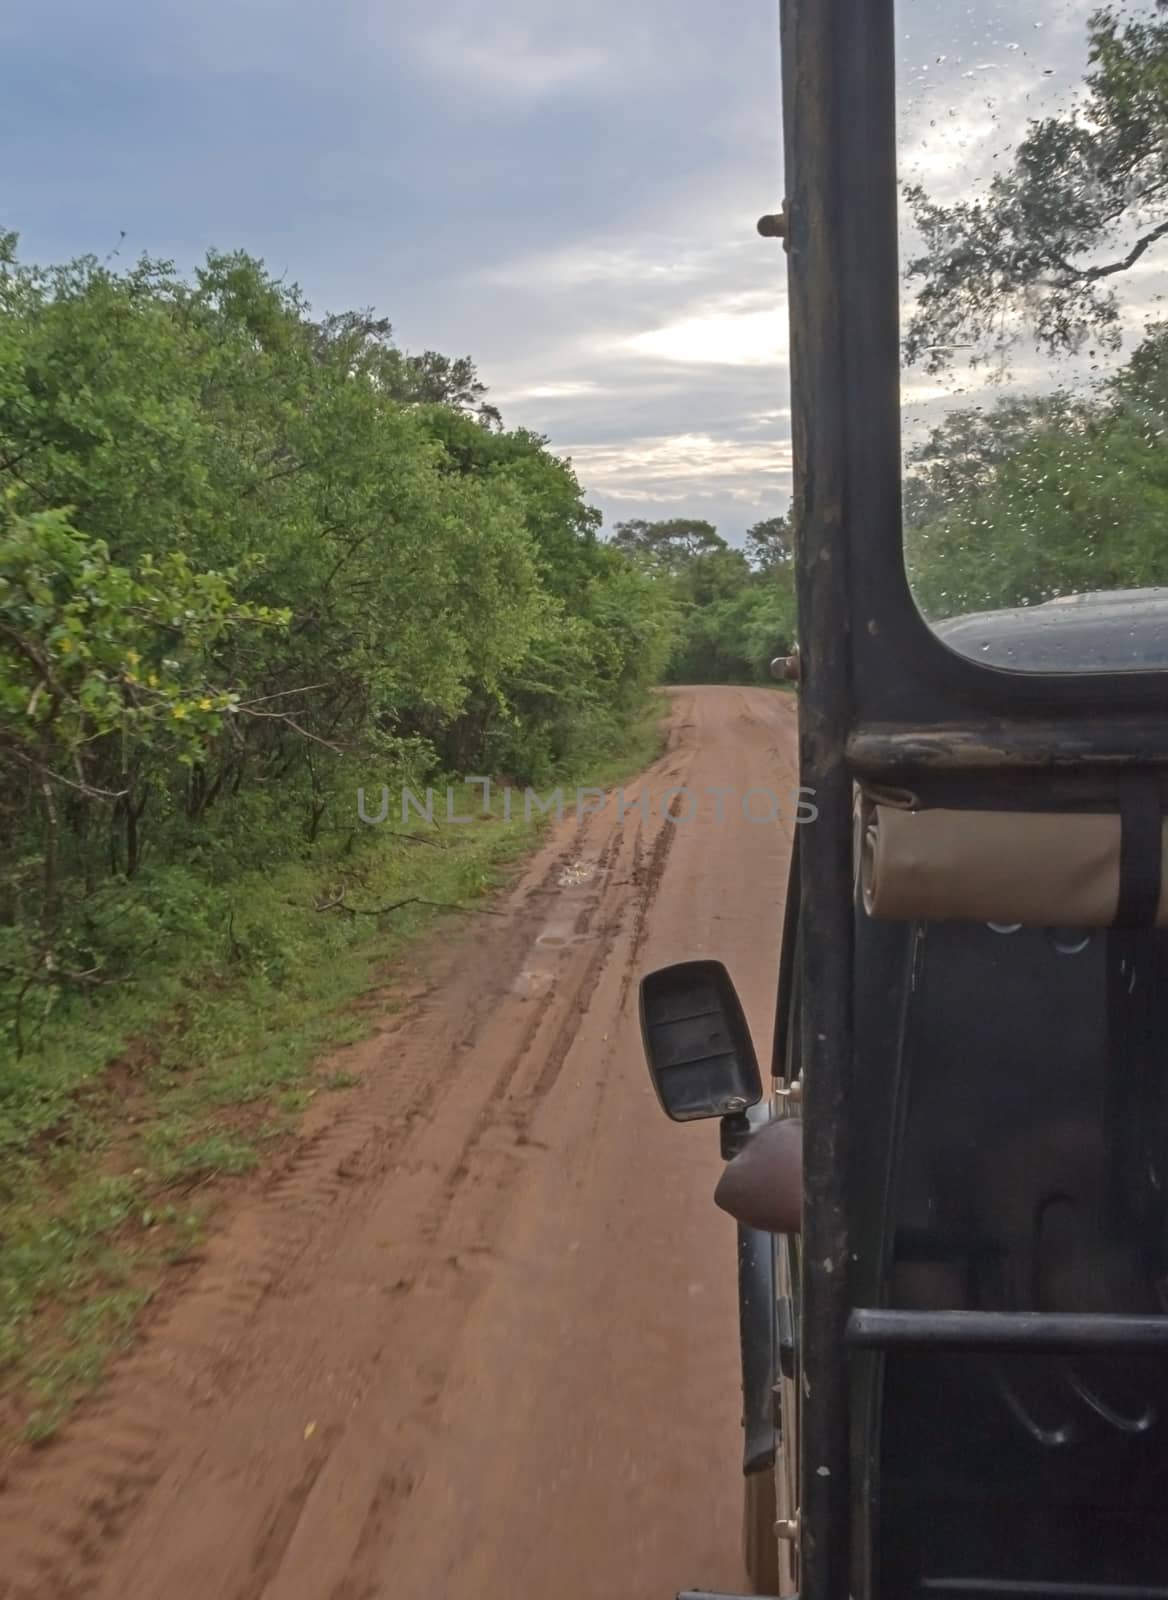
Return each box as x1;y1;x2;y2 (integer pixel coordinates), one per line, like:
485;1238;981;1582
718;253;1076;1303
638;960;763;1122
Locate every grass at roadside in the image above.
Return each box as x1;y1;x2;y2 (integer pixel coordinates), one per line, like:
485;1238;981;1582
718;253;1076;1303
0;704;667;1446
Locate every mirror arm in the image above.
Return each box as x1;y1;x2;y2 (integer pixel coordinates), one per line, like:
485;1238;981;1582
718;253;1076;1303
720;1110;753;1161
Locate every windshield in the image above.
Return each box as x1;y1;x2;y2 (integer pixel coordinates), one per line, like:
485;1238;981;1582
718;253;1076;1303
896;0;1168;671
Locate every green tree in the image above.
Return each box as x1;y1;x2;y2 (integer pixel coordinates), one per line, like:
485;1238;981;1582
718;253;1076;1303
744;514;793;572
310;310;501;425
0;232;680;1035
611;516;797;684
906;343;1168;617
903;394;1092;527
611;517;726;571
904;2;1168;369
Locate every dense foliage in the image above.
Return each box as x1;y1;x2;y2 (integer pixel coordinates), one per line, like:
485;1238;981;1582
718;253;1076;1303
905;332;1168;616
903;2;1168;618
0;237;679;1053
611;515;796;683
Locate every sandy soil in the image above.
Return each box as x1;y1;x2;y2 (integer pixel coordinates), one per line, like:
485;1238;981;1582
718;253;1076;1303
0;684;797;1600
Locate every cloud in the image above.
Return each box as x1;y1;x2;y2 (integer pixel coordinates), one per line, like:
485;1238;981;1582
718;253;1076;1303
568;430;790;487
493;381;606;403
0;0;362;80
408;23;613;102
482;241;725;293
624;304;787;369
3;0;791;538
892;2;1168;450
897;7;1096;215
7;0;1157;550
561;428;793;544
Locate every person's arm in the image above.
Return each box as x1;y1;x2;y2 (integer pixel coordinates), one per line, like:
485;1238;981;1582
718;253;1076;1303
714;1116;803;1234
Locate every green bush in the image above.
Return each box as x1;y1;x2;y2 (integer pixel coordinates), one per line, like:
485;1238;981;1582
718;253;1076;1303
0;236;678;1055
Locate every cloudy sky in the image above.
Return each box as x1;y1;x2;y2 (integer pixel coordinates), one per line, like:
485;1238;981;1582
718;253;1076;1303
2;0;1153;543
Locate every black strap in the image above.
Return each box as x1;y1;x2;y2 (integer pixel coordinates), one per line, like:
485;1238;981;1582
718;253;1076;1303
1115;774;1163;929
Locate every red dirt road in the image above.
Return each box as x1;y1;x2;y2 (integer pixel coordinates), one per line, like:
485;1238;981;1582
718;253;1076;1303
0;685;797;1600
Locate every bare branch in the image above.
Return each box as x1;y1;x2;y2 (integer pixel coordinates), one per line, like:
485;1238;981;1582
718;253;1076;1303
0;439;49;476
0;960;120;989
237;707;346;753
0;736;129;798
231;681;336;708
1051;216;1168;283
0;619;60;694
313;889;504;918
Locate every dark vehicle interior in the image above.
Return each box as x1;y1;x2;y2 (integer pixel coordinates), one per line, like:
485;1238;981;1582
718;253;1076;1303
858;906;1168;1596
862;601;1168;1596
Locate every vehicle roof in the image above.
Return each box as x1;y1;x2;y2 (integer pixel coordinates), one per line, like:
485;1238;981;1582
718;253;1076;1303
932;586;1168;671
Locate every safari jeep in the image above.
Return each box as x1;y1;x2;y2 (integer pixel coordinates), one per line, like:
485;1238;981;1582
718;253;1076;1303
637;0;1168;1595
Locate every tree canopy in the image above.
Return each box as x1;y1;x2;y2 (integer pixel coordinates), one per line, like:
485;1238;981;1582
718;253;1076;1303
904;2;1168;370
905;326;1168;616
901;2;1168;623
0;236;679;1050
611;517;796;684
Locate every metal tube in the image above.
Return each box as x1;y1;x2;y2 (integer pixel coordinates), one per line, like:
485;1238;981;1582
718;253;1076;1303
920;1581;1168;1598
847;1308;1168;1354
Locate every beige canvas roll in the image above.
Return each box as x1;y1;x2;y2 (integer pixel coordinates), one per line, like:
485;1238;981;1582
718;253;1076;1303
859;803;1168;927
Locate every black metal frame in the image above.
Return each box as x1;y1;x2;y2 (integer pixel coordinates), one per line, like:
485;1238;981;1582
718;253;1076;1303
847;1311;1168;1356
779;2;1168;1598
784;0;1168;744
783;0;856;1592
740;1222;781;1475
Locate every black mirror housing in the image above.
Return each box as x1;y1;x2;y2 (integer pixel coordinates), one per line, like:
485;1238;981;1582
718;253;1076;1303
638;960;763;1122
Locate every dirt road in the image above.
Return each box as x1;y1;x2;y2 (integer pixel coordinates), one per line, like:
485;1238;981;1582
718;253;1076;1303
0;685;798;1600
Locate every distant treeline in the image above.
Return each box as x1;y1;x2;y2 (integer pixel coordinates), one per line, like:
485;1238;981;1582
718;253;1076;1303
611;515;796;684
904;324;1168;618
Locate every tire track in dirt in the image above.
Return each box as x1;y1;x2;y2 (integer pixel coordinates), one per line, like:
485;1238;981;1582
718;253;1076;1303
0;843;593;1599
0;685;796;1600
